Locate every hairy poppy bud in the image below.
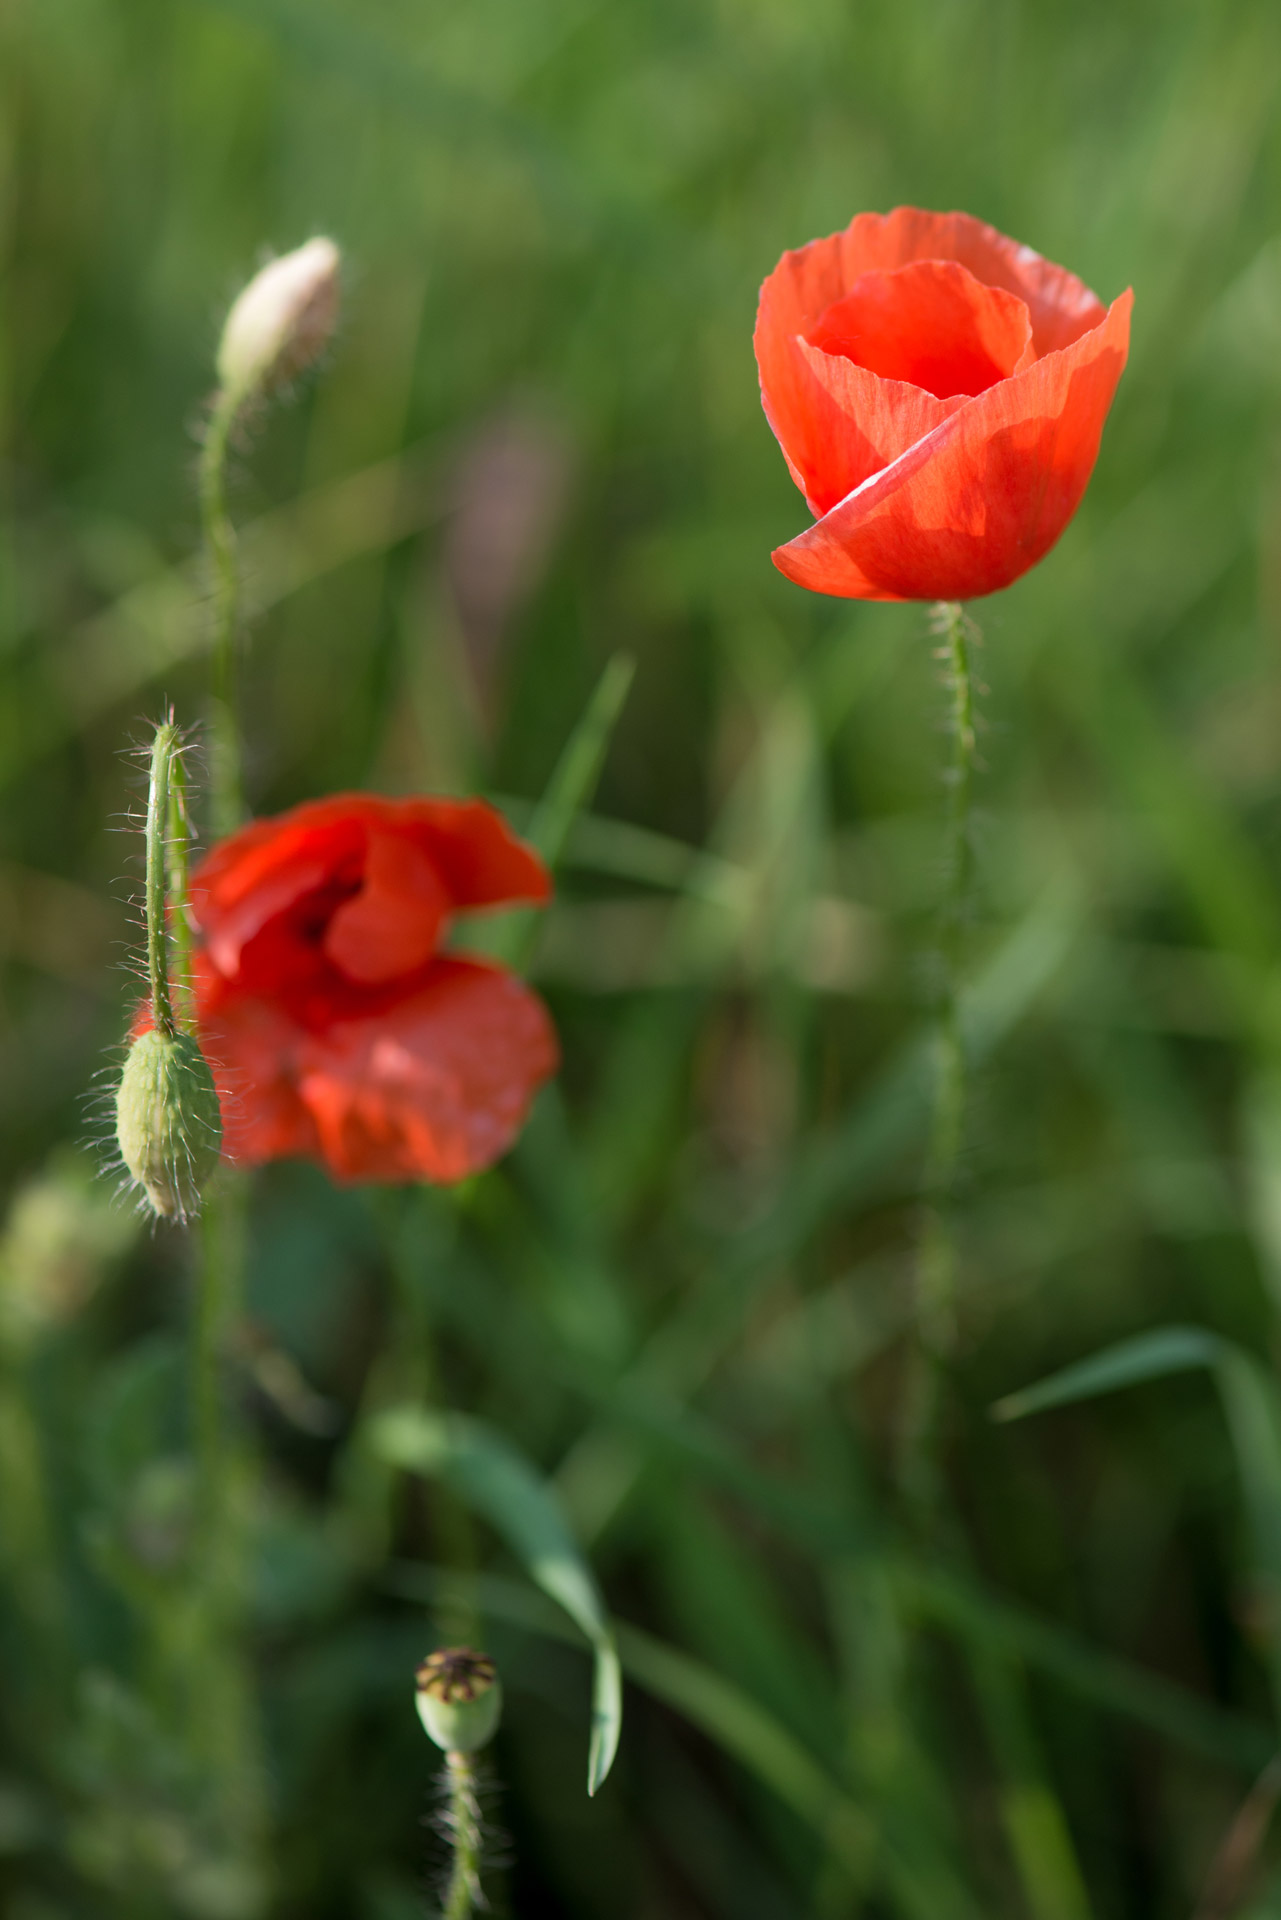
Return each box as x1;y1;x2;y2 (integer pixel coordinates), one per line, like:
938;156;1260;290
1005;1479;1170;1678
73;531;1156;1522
415;1647;502;1754
216;236;341;408
116;1027;222;1223
111;717;221;1221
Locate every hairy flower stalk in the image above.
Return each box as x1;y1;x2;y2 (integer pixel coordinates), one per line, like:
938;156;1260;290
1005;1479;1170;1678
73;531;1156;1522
901;601;977;1508
114;719;221;1221
200;387;243;840
165;739;196;1029
205;238;341;836
442;1752;484;1920
416;1649;502;1919
919;600;976;1351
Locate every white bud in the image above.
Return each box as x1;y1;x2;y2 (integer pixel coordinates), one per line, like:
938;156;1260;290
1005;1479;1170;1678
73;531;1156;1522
216;237;341;406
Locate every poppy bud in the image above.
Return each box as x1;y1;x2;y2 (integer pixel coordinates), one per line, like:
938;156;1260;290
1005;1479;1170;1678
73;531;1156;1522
115;1027;222;1223
216;236;341;408
415;1647;502;1754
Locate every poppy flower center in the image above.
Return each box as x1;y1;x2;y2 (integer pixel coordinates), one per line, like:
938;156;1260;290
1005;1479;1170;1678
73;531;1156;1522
805;258;1034;400
222;832;453;1003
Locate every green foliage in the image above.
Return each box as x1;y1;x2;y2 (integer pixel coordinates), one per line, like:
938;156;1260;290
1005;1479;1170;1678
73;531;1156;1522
4;0;1281;1914
372;1405;621;1792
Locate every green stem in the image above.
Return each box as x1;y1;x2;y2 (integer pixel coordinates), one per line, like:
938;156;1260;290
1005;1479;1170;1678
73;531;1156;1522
166;746;195;1032
193;1188;241;1518
144;719;183;1040
900;601;977;1509
443;1750;483;1920
190;1179;265;1873
200;388;243;839
917;600;975;1356
192;388;247;1586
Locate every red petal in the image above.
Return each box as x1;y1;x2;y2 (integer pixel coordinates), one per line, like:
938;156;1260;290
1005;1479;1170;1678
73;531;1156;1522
192;962;324;1166
194;817;362;979
192;794;549;980
396;798;551;910
323;829;451;984
755;207;1107;518
785;344;967;516
197;957;557;1184
292;959;558;1183
771;289;1132;603
807;261;1033;400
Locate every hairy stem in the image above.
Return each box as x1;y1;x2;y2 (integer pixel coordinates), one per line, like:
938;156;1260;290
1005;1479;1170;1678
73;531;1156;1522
165;745;195;1032
200;388;243;838
190;1177;265;1880
900;601;977;1509
443;1750;484;1920
918;599;975;1355
144;718;183;1039
193;1182;244;1520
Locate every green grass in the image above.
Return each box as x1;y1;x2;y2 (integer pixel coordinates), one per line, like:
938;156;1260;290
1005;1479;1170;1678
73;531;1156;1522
4;0;1281;1913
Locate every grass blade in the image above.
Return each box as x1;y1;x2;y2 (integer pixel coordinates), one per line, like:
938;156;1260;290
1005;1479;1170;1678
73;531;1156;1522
529;653;636;867
371;1405;622;1793
993;1327;1281;1718
991;1326;1224;1424
478;652;635;971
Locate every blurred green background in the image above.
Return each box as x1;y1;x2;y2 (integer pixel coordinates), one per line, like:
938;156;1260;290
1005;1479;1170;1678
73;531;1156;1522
5;0;1281;1914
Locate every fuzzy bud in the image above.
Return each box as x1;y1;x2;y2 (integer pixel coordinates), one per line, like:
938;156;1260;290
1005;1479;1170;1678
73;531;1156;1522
115;1027;222;1223
415;1648;502;1754
216;237;341;408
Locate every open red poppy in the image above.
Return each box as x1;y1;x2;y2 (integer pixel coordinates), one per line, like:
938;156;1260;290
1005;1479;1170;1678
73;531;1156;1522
754;207;1132;601
173;794;557;1184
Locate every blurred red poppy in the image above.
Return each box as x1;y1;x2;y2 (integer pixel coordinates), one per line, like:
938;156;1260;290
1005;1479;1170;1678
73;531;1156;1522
755;207;1132;601
174;794;556;1184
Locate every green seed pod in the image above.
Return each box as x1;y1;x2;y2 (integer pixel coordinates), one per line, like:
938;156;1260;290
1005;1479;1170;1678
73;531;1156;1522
115;1027;222;1223
415;1648;502;1754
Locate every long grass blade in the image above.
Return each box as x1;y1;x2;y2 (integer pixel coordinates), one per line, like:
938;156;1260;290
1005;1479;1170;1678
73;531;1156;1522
371;1405;622;1793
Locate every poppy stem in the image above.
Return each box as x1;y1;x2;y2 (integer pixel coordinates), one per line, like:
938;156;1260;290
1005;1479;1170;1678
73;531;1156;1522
903;600;976;1503
165;739;196;1033
200;386;244;840
189;1179;267;1877
442;1750;484;1920
144;716;184;1042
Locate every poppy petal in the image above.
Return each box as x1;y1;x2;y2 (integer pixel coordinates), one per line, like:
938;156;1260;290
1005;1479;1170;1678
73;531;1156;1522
323;829;451;984
754;208;1108;519
193;793;549;982
813;208;1106;355
791;344;970;514
187;797;557;1185
291;958;558;1183
771;289;1132;603
400;798;551;910
196;973;324;1167
807;260;1033;399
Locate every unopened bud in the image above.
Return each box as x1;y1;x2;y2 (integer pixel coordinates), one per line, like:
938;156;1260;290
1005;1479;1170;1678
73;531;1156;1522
216;237;341;407
415;1648;502;1754
115;1027;222;1223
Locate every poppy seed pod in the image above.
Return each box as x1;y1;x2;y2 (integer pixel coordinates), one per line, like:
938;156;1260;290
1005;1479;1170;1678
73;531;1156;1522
115;1027;222;1222
415;1648;502;1754
216;237;341;407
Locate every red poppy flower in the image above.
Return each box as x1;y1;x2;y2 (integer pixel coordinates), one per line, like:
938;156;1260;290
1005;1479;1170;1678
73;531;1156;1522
174;794;557;1184
754;207;1132;601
